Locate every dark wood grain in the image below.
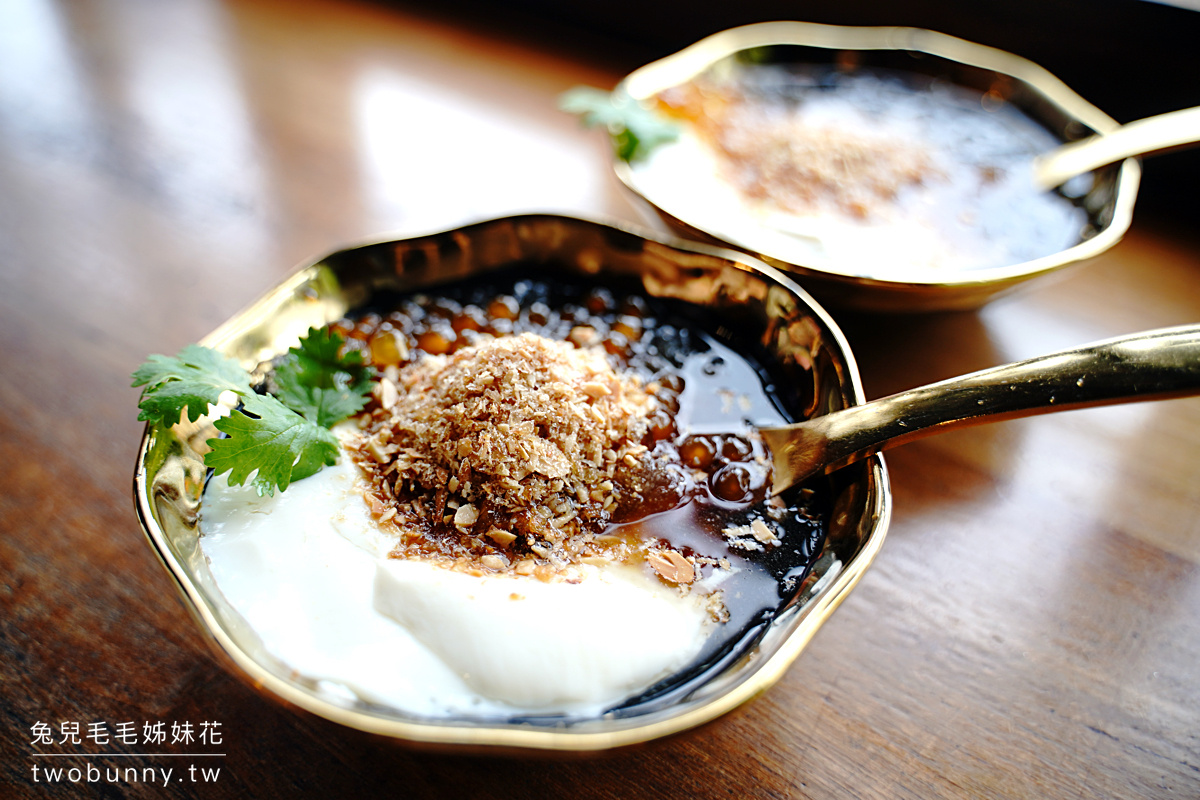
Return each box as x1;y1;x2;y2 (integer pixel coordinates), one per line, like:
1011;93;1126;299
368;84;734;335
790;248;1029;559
2;0;1198;797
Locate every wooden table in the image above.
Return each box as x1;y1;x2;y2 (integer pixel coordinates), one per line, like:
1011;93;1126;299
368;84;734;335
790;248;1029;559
2;1;1198;797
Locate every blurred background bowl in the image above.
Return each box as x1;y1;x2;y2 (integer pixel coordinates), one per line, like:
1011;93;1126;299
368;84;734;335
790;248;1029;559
613;21;1141;312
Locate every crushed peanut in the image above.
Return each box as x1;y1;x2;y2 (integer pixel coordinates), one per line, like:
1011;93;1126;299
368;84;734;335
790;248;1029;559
721;517;780;550
349;332;658;576
646;549;696;585
750;519;777;544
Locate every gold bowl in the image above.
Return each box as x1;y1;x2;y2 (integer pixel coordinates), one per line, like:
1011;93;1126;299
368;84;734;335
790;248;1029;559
133;214;890;752
614;21;1141;312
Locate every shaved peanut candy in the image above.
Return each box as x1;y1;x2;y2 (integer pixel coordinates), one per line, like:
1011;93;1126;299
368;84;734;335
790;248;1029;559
350;332;661;575
751;519;776;544
647;550;695;584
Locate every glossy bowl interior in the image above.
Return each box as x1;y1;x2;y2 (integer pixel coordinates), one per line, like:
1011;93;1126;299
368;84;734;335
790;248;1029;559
133;214;890;753
615;21;1141;312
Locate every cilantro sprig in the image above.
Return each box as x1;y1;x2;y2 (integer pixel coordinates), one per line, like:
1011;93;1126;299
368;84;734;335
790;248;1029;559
204;392;340;495
132;327;377;496
131;345;254;427
273;326;375;428
559;86;680;163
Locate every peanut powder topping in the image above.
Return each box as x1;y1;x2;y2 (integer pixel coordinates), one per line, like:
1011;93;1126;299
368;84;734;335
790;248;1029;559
715;118;937;219
659;79;938;220
349;332;660;575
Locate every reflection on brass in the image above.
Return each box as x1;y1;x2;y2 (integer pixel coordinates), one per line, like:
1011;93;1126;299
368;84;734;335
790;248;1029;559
762;324;1200;494
1033;105;1200;189
614;21;1142;312
132;214;890;753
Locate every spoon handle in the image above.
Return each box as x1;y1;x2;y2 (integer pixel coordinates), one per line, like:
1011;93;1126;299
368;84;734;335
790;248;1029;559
762;324;1200;493
1033;106;1200;189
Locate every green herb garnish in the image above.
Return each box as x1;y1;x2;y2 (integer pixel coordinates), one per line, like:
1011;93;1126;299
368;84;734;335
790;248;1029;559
203;392;340;496
559;86;680;163
132;328;377;496
131;344;254;427
273;326;375;428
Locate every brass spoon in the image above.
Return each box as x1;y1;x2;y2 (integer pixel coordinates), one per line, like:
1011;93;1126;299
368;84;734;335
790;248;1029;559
1033;106;1200;189
761;324;1200;494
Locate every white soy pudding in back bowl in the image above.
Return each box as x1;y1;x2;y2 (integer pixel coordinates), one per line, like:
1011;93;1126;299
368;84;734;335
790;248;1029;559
630;63;1090;280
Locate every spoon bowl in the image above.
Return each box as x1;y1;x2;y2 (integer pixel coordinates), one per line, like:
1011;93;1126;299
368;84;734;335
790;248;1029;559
763;324;1200;494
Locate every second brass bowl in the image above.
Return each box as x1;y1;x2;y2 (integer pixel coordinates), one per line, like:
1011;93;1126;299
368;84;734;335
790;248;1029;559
615;21;1141;312
133;214;890;753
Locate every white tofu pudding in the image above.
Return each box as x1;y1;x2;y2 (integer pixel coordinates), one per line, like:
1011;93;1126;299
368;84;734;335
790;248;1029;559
200;458;712;717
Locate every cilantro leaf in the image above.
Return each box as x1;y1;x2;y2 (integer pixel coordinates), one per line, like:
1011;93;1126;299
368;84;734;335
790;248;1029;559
559;86;680;162
273;327;376;427
277;326;367;385
134;327;378;496
131;344;253;425
206;392;340;496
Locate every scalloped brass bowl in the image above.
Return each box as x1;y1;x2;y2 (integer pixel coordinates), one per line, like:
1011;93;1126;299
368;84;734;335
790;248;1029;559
133;214;890;753
614;21;1141;312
